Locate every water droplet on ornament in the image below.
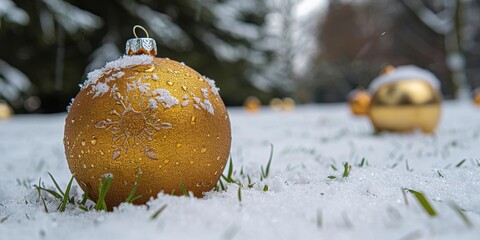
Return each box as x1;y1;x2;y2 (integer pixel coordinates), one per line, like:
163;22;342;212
164;159;170;164
100;150;105;156
196;182;203;187
207;163;211;167
90;164;94;168
214;171;218;175
190;116;196;124
190;161;194;165
181;86;188;92
145;65;156;72
216;156;221;160
201;148;207;153
78;154;82;158
81;150;85;154
193;148;197;152
220;165;224;170
167;68;173;73
207;133;211;137
166;81;174;86
71;118;75;123
124;181;128;185
176;143;182;148
91;138;97;145
81;140;86;147
185;72;190;77
198;77;204;82
82;164;87;169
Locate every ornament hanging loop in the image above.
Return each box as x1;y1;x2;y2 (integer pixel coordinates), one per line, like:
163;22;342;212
126;25;157;56
133;25;149;39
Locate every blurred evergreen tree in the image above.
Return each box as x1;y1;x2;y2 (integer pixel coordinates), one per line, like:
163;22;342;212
0;0;274;113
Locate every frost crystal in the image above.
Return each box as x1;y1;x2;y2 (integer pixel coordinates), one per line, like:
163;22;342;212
152;88;179;108
201;99;214;115
201;88;209;98
66;98;75;112
204;76;220;96
181;100;189;107
152;74;158;81
148;99;158;110
93;82;110;98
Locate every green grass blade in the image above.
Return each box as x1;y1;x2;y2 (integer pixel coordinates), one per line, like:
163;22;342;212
48;172;65;197
125;169;142;203
95;175;113;211
342;162;350;178
456;159;467;168
406;189;437;217
80;187;90;206
150;204;167;220
447;201;473;228
179;182;189;197
263;185;268;192
265;144;274;178
36;186;62;199
35;178;49;213
237;186;242;202
227;156;233;181
58;175;74;212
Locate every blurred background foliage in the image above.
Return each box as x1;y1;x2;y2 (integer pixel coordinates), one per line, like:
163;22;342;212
1;0;480;113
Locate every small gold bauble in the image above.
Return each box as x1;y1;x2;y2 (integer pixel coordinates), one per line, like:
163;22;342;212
368;66;442;133
269;98;283;111
282;97;296;111
64;27;231;207
473;88;480;106
0;102;13;119
347;89;370;116
243;96;261;112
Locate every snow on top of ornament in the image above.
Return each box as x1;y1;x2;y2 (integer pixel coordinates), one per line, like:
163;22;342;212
368;65;441;93
81;55;154;91
204;76;220;96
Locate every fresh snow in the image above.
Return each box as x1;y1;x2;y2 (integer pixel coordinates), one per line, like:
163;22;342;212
81;55;153;90
1;101;480;239
369;65;441;93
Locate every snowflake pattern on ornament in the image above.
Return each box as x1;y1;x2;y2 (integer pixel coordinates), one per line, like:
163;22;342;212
94;89;172;160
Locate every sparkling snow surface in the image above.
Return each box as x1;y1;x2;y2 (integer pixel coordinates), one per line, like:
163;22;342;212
1;102;480;240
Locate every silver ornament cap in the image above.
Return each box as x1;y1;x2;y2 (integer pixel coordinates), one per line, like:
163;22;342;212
125;25;157;56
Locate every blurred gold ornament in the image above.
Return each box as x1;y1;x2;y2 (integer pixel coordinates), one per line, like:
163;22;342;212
269;98;283;111
473;88;480;106
244;96;261;112
368;65;442;133
64;26;231;207
282;97;296;111
347;89;371;116
0;102;13;119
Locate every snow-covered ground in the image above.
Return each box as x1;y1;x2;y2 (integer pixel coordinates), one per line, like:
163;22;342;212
1;101;480;240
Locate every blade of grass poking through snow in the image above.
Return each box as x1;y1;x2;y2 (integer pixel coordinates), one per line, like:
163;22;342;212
342;162;351;178
406;189;437;217
95;175;113;211
456;159;466;168
48;172;65;196
179;182;189;197
222;156;235;183
358;158;366;167
263;143;274;179
447;201;473;228
150;204;167;220
35;178;49;213
317;209;322;229
125;169;142;203
237;185;242;202
57;175;74;212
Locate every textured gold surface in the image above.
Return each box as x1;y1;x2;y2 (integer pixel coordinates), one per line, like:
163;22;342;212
348;90;371;116
64;58;231;207
368;79;441;133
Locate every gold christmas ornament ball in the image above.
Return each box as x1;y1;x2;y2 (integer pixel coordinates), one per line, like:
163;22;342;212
347;89;371;116
269;98;283;111
282;97;296;111
64;27;231;207
473;88;480;106
367;65;442;133
0;102;13;119
244;96;261;112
